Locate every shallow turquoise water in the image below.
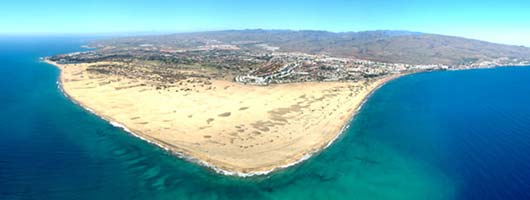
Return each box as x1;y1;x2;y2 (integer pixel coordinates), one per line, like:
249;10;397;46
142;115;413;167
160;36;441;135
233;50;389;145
1;37;530;199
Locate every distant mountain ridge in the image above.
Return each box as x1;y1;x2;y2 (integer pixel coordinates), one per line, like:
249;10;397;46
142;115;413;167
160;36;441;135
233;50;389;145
95;29;530;65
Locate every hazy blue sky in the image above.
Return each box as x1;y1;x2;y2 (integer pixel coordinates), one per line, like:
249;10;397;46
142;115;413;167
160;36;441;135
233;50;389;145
2;0;529;46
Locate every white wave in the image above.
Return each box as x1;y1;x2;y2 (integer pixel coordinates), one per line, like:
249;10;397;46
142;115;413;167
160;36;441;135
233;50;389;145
54;70;400;177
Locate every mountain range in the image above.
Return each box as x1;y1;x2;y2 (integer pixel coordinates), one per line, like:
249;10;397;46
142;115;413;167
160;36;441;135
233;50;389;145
94;29;530;65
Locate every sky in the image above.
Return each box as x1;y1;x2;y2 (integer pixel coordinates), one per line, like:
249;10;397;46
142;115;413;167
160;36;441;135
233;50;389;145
1;0;530;46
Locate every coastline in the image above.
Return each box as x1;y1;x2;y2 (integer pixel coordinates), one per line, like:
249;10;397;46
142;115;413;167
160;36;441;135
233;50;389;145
45;59;403;177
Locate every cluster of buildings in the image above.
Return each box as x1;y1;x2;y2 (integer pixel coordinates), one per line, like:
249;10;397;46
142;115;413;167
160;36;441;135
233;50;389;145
48;42;530;86
234;53;444;85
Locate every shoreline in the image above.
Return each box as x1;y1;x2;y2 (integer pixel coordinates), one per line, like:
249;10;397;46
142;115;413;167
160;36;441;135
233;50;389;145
45;59;403;177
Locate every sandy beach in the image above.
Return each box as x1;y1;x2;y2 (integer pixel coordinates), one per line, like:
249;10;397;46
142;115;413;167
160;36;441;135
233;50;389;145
46;60;400;176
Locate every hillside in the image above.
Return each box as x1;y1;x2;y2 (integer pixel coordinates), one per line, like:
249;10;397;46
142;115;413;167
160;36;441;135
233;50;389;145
93;29;530;65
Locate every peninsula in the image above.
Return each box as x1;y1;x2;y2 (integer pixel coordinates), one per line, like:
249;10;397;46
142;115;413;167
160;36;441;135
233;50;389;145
46;30;530;175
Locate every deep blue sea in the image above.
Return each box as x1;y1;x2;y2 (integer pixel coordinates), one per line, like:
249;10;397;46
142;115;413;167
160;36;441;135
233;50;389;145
1;37;530;199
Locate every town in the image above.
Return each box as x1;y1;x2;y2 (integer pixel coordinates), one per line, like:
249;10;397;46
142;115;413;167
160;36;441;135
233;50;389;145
47;40;530;86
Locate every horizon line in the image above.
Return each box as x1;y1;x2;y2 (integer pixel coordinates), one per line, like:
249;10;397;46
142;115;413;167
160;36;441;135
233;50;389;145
0;28;528;48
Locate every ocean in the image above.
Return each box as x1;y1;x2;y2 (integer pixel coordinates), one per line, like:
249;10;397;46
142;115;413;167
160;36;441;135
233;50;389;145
1;37;530;199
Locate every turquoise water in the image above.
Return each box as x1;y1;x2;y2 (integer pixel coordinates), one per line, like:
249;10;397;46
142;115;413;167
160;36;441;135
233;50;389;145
1;38;530;199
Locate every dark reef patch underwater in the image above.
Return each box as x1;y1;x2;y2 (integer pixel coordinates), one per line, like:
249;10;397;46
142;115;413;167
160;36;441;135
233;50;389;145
1;37;530;199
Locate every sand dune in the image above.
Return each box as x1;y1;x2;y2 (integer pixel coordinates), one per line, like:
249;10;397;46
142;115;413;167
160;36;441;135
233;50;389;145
48;60;399;175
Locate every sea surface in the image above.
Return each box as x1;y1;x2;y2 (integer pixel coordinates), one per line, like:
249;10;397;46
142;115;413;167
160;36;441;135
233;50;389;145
1;37;530;200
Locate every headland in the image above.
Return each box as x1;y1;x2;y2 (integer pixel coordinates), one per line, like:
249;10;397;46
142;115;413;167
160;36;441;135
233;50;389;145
46;59;399;176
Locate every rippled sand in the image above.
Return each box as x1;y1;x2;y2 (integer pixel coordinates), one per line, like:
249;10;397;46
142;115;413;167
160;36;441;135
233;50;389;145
48;60;398;175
